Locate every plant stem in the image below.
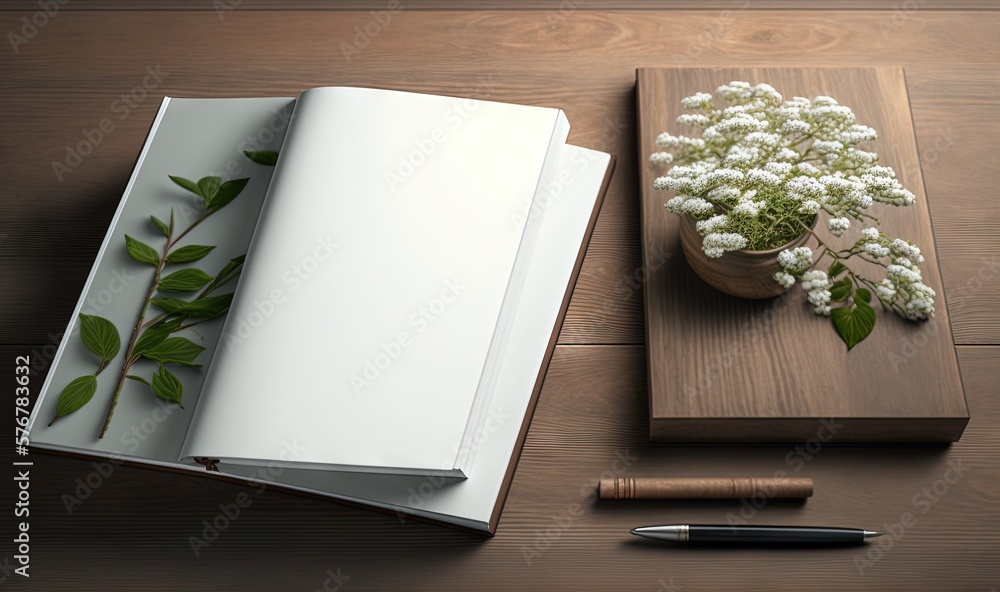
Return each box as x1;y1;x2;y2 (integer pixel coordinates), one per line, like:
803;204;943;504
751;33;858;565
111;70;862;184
99;246;167;439
97;211;211;439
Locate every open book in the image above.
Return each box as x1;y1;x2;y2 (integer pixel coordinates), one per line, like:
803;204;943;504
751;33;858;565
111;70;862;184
25;86;614;533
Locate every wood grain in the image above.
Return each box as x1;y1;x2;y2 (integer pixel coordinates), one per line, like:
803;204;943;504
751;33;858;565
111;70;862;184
1;7;999;591
2;1;998;10
2;344;998;590
637;67;969;443
2;11;1000;347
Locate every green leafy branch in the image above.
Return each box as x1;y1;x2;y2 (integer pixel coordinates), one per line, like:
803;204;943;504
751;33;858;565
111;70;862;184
49;150;279;436
795;221;885;351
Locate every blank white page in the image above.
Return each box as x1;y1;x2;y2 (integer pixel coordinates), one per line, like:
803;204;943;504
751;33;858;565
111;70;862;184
218;145;611;532
182;87;566;474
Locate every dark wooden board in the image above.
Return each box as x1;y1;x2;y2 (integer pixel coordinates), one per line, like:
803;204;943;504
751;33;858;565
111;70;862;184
636;67;968;442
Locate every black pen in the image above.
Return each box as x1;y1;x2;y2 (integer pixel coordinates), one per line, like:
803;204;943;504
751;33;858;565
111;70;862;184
630;524;886;545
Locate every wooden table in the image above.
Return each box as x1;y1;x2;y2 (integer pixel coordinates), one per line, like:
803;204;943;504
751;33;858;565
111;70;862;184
1;3;998;591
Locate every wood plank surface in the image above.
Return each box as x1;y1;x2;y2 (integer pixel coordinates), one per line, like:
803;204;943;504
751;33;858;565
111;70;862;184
636;67;967;442
2;11;1000;347
2;344;998;590
2;1;999;10
1;7;999;591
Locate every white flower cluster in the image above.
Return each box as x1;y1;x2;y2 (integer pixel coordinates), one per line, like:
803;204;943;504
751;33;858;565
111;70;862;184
777;246;814;273
652;82;917;257
801;270;833;315
773;246;814;289
652;81;935;331
851;229;935;320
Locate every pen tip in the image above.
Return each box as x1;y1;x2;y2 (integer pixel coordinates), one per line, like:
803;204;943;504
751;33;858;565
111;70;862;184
629;528;640;536
863;530;887;539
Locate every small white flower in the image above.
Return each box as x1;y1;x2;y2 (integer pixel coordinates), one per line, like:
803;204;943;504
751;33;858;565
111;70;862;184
702;232;748;258
680;197;715;216
780;119;811;134
890;238;923;264
681;92;714;109
695;214;729;236
677;113;711;127
777;246;814;273
664;196;688;214
649;152;674;165
861;227;880;240
732;200;765;217
798;200;822;214
773;271;796;288
828;217;851;237
875;278;897;301
655;133;680;147
864;243;890;258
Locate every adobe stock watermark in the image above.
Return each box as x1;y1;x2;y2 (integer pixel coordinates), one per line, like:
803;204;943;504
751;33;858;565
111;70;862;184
592;242;672;332
543;0;586;28
726;418;842;528
510;112;626;233
384;75;498;192
312;567;350;592
521;449;637;566
672;0;751;66
189;439;306;557
21;263;141;375
165;102;293;228
206;102;294;182
886;255;999;372
878;0;929;40
340;0;405;62
213;0;244;21
351;278;466;394
7;0;69;54
52;65;170;182
853;458;970;575
221;235;340;352
61;396;187;514
682;290;795;400
394;405;510;524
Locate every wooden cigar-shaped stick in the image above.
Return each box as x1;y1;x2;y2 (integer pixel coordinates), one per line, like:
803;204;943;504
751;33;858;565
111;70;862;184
598;477;813;500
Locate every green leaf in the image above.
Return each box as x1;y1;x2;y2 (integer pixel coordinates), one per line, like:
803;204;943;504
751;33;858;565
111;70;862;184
166;244;215;263
50;375;98;425
244;150;279;166
142;337;205;366
197;176;222;205
78;314;120;363
202;255;246;295
151;294;233;319
830;277;853;302
151;366;184;408
125;234;161;266
169;175;202;197
168;207;175;235
132;319;182;357
831;299;877;351
855;287;872;304
126;374;150;386
209;178;249;211
151;215;170;237
827;260;847;278
157;268;213;292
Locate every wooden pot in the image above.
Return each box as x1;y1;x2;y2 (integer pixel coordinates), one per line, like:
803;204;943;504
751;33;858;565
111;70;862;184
678;214;814;300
